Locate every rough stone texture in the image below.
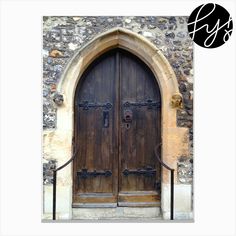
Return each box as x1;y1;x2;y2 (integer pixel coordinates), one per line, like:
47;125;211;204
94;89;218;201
43;159;57;184
42;16;193;184
177;157;193;184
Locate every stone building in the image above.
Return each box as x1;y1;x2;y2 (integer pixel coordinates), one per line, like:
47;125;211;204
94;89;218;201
42;16;193;220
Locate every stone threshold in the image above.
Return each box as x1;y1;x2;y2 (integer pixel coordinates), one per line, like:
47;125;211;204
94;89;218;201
72;207;161;220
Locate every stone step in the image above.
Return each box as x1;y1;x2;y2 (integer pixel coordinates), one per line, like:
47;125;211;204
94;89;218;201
72;207;162;220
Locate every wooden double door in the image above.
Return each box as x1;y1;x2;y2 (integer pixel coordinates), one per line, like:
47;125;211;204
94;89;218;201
73;49;161;207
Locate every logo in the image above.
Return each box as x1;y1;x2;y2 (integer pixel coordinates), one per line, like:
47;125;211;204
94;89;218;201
187;3;233;48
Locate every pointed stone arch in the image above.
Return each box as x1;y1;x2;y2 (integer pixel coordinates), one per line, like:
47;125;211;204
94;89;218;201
45;27;190;219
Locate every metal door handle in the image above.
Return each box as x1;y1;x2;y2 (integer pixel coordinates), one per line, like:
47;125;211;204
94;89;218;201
123;109;133;123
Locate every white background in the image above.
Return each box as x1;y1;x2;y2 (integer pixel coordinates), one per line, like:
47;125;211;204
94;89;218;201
0;0;235;235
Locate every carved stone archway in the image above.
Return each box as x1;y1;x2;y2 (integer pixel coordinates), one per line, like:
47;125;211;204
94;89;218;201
44;27;191;219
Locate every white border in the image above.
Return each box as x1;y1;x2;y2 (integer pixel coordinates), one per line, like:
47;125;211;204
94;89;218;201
0;0;235;235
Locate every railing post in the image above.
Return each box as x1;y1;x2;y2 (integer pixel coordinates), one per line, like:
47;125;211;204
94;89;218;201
154;144;175;220
170;169;174;220
50;147;79;220
52;170;57;220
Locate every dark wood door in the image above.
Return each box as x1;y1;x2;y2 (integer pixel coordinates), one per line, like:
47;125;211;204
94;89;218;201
73;49;161;207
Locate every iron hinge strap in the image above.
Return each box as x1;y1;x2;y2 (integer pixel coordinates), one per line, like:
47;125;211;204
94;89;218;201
77;101;113;110
122;166;156;177
77;168;112;179
123;99;161;109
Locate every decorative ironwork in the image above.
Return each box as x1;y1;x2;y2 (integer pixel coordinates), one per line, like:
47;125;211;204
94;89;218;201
78;100;113;110
123;109;133;123
123;99;161;109
122;166;156;177
77;168;112;179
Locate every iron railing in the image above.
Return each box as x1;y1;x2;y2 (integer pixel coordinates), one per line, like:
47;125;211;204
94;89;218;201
154;143;175;220
51;143;174;220
52;147;79;220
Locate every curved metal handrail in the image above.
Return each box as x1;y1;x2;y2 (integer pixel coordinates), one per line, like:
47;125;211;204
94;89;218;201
52;143;174;220
154;143;175;220
154;143;174;171
52;147;79;220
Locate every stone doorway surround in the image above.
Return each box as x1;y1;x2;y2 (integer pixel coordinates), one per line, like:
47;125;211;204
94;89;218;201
43;27;192;220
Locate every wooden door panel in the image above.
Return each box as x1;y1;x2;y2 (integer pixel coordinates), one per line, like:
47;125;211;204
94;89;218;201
73;51;118;205
119;50;161;205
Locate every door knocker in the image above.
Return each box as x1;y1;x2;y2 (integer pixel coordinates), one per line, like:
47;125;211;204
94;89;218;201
123;109;133;129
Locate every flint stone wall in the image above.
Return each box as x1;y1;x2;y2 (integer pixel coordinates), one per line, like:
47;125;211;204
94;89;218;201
42;16;193;185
